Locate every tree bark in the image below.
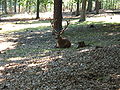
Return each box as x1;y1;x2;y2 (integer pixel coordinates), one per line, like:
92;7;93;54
76;0;80;16
18;3;21;13
14;0;17;13
53;0;62;32
36;0;40;19
79;0;87;21
2;1;4;13
95;0;100;14
4;0;8;14
87;0;92;12
28;1;31;13
9;0;13;13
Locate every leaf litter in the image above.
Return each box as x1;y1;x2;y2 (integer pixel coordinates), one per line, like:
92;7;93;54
0;22;120;90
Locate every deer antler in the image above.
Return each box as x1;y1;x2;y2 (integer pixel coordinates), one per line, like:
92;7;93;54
60;20;70;35
50;19;58;35
50;19;54;28
50;19;70;35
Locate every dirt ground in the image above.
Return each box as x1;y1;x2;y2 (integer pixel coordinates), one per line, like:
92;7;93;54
0;12;120;90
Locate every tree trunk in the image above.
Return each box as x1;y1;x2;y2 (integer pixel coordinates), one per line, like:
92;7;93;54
28;1;31;13
95;0;100;14
70;3;73;13
36;0;40;19
18;3;21;13
4;0;8;14
2;1;4;13
53;0;62;32
79;0;87;21
14;0;17;13
26;1;28;12
9;0;13;13
76;0;80;16
87;0;92;12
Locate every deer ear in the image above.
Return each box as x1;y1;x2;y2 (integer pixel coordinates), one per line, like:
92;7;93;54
60;30;64;35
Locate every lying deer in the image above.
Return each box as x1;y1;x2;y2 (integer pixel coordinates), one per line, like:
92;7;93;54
50;20;71;48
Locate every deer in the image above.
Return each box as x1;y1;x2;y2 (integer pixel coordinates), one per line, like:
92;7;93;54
50;20;71;48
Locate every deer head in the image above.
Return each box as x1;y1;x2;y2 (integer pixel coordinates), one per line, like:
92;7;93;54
50;20;71;48
50;20;70;39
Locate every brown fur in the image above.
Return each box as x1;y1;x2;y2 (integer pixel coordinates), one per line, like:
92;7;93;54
55;36;71;48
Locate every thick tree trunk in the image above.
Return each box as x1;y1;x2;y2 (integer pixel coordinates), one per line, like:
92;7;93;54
53;0;62;32
36;0;40;19
79;0;87;21
87;0;92;12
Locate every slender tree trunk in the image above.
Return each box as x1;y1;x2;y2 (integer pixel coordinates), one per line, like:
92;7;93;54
4;0;8;14
36;0;40;19
53;0;62;32
9;0;13;13
70;3;73;13
43;4;47;12
95;0;100;14
26;1;28;12
14;0;17;13
79;0;87;21
18;3;21;13
76;0;80;16
87;0;92;12
2;1;4;13
28;1;31;13
99;1;102;9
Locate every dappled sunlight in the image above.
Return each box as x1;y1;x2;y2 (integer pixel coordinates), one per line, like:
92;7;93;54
0;53;63;72
87;14;120;23
27;55;63;67
0;67;5;71
0;67;6;83
0;11;120;89
7;57;27;61
0;22;51;33
0;21;73;34
0;38;6;43
0;16;78;34
0;41;17;52
4;63;23;69
0;79;6;83
0;54;63;84
1;13;35;20
77;48;93;53
107;32;120;36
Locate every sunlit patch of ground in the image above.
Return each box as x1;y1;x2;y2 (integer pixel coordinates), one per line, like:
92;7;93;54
0;41;17;53
0;22;51;33
0;35;18;53
0;12;120;33
87;14;120;23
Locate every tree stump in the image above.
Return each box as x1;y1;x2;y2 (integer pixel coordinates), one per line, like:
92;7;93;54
77;41;86;48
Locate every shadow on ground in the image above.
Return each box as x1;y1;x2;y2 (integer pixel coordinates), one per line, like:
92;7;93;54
0;22;120;90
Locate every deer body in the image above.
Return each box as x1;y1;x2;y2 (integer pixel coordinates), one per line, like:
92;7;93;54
55;36;71;48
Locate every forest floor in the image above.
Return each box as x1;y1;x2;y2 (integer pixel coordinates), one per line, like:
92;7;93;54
0;12;120;90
